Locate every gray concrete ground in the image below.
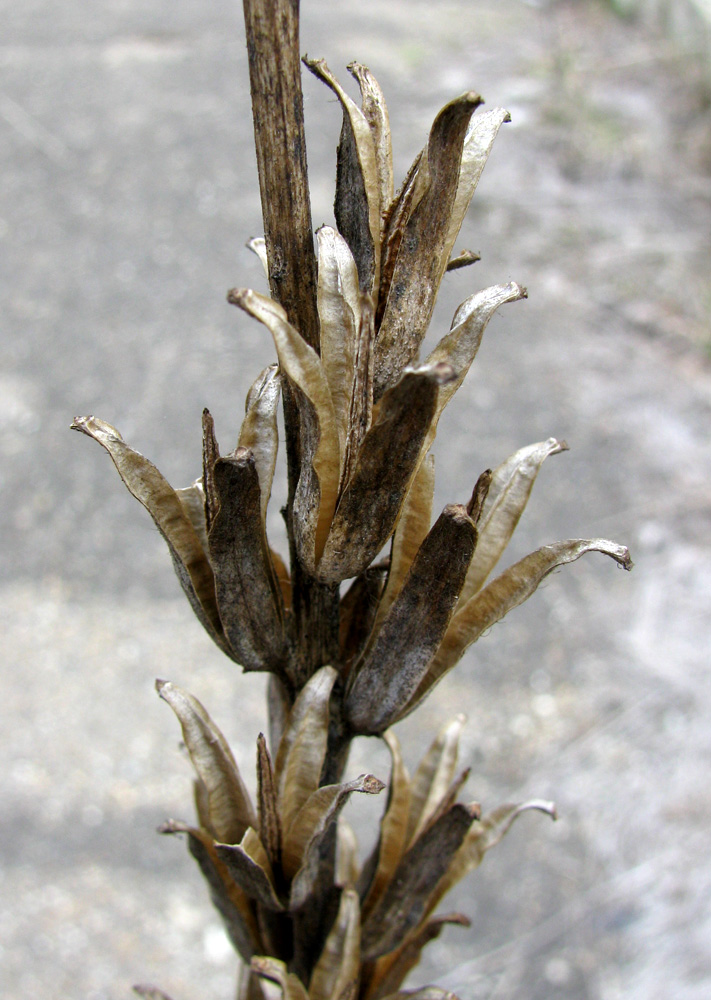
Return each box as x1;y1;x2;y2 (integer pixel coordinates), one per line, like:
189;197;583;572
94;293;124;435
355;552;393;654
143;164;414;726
2;1;710;998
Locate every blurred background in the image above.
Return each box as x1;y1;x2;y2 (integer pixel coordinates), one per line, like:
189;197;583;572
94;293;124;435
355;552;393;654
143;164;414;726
2;1;710;998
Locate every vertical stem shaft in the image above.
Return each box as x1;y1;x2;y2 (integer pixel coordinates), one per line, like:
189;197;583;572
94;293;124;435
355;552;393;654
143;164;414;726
242;0;340;683
242;0;319;350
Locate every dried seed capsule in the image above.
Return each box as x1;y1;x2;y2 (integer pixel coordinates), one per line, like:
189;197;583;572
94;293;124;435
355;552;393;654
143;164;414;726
318;364;454;586
345;503;477;734
360;802;480;959
70;415;230;657
304;57;381;294
208;449;287;674
156;681;257;843
374;92;483;397
404;538;633;719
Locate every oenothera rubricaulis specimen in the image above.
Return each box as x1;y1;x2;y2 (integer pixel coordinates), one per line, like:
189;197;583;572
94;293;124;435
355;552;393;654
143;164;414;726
72;0;632;996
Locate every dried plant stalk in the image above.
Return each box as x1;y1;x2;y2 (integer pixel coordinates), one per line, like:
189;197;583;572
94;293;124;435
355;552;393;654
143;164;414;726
72;1;632;997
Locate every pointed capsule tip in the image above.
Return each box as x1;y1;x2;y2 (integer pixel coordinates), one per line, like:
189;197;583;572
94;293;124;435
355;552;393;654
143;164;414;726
157;818;187;835
539;800;558;821
302;54;325;73
520;799;557;821
462;90;484;108
361;774;387;794
227;287;249;306
466;469;492;522
430;361;458;384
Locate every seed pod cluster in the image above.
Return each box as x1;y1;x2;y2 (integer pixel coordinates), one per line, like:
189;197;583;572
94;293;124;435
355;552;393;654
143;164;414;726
74;50;631;1000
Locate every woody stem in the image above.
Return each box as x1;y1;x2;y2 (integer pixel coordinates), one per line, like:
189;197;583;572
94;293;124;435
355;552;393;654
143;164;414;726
242;0;340;688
